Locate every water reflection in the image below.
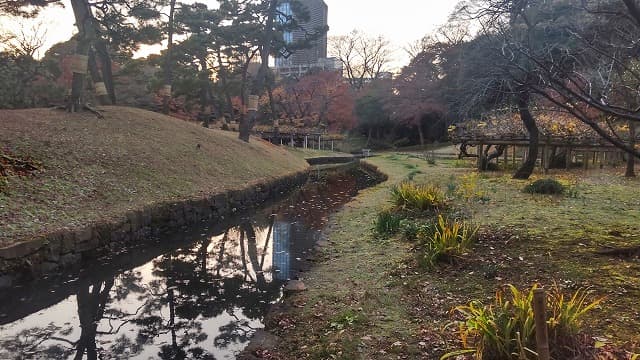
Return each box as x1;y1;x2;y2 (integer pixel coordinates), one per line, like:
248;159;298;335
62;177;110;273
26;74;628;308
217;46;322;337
0;166;379;359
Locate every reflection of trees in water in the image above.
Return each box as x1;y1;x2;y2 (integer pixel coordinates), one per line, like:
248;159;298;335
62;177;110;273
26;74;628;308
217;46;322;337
0;277;119;359
0;218;283;359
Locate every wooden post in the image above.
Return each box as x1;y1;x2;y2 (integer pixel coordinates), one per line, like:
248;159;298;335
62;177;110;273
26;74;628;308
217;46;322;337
583;152;589;170
477;143;484;170
533;288;550;360
544;145;551;174
318;135;321;150
513;145;517;166
565;147;572;169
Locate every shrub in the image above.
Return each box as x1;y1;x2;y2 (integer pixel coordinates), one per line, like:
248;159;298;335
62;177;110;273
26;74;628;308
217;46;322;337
374;209;403;236
391;182;446;211
443;284;603;360
422;215;478;267
523;178;565;195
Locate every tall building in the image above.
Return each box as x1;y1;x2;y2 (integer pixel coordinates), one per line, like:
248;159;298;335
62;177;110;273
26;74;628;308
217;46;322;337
275;0;329;70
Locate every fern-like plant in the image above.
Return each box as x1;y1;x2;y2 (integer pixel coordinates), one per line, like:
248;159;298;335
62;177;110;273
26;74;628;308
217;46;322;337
391;182;446;211
422;215;478;267
442;284;604;360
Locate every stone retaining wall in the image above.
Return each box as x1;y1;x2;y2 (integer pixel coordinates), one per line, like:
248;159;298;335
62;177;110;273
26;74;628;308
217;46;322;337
0;170;310;288
306;156;355;166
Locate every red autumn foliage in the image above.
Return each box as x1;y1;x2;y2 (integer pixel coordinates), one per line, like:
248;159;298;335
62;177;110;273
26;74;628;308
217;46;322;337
269;71;357;132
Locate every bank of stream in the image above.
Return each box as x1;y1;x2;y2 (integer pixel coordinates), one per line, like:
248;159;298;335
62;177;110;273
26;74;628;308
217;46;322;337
0;163;383;359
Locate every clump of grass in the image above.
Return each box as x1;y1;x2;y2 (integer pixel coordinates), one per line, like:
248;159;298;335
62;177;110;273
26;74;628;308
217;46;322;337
391;182;446;211
329;309;361;330
399;219;432;242
523;178;565;195
421;215;478;267
443;284;604;360
456;172;489;202
405;169;423;181
374;208;403;237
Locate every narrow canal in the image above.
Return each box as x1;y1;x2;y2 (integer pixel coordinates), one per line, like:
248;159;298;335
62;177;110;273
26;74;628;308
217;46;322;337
0;165;381;359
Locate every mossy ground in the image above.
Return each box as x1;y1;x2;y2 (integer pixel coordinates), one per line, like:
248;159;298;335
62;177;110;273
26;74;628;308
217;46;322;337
267;153;639;359
0;107;309;247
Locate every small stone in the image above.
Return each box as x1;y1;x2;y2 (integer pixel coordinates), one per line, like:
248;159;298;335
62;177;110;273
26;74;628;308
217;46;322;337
284;280;307;292
245;330;280;352
316;239;330;247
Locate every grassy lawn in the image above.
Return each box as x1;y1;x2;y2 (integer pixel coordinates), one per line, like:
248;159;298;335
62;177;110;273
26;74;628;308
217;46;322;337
268;153;639;359
0;106;309;248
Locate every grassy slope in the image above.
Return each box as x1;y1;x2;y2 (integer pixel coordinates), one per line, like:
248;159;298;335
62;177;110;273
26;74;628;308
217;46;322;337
270;154;639;359
0;106;308;247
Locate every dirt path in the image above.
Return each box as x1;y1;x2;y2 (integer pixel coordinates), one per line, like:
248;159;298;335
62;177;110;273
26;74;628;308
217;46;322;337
264;154;438;359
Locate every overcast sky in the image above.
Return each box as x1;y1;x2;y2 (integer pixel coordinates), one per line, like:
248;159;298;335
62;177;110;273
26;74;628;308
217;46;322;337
2;0;461;69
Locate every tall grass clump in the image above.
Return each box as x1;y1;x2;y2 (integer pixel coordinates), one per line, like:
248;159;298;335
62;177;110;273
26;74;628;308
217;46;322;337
374;208;403;237
422;215;478;267
443;284;604;360
391;182;446;211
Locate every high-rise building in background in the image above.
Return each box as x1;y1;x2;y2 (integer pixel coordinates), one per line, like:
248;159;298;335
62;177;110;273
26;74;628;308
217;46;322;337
276;0;340;77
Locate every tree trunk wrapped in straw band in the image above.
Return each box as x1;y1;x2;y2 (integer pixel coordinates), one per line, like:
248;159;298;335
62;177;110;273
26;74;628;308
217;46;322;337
70;54;89;74
247;95;259;112
95;82;108;96
160;85;172;97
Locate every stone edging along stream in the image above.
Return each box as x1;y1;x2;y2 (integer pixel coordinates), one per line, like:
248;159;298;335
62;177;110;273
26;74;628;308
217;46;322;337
0;160;387;289
0;169;310;288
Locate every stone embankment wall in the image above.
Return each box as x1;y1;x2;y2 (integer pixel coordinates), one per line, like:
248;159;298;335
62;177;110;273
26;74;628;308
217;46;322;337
0;170;310;288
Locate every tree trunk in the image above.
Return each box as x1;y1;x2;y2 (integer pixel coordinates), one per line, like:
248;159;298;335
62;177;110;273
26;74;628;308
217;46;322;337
87;48;109;105
95;39;116;104
68;0;96;112
626;121;636;177
480;144;507;171
216;48;234;120
162;0;177;114
267;85;276;121
240;0;279;142
513;90;539;179
198;55;212;127
417;122;425;149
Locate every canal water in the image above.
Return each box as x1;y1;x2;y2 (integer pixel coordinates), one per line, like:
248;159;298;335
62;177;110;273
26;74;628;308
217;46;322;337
0;165;380;359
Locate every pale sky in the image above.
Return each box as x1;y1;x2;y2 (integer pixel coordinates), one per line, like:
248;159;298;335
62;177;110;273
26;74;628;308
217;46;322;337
1;0;460;69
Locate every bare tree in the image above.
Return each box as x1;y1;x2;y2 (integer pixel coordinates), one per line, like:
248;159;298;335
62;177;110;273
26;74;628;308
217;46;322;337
329;30;393;90
0;20;47;58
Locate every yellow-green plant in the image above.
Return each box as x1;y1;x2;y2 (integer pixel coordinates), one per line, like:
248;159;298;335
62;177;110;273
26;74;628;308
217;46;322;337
442;284;604;360
547;283;604;338
391;182;446;211
457;172;489;202
422;215;478;267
